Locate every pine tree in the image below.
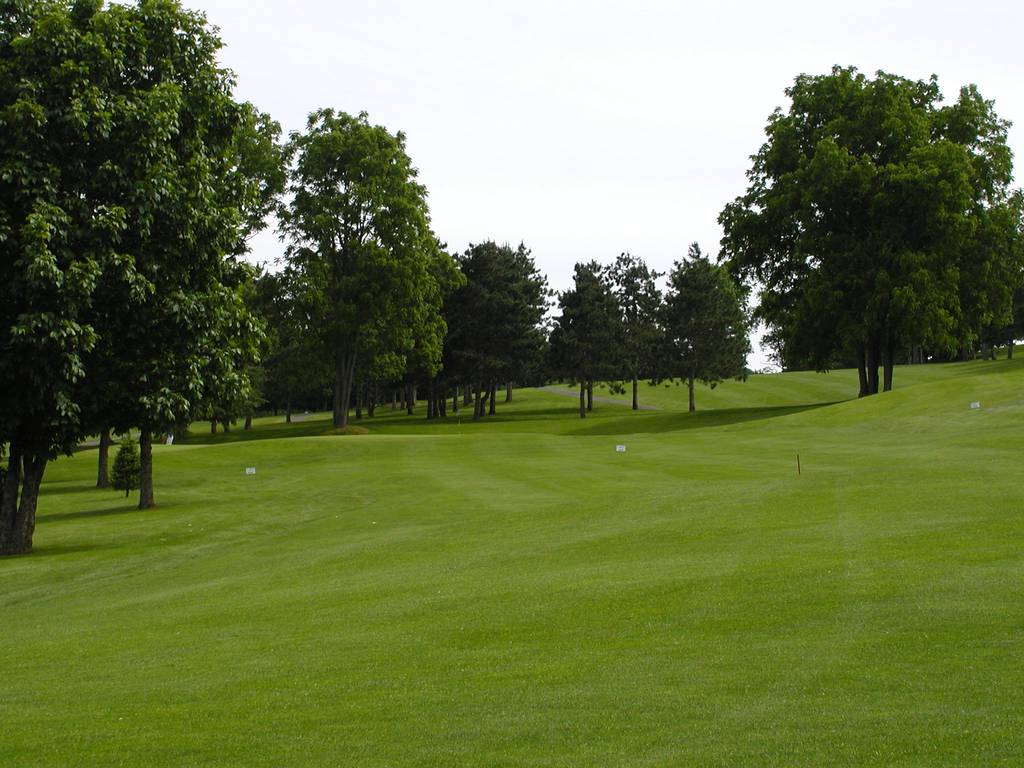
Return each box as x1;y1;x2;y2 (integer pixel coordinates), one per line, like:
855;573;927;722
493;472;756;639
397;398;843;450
111;438;140;499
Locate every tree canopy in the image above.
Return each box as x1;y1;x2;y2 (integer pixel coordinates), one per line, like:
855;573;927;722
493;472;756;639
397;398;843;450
1;0;275;552
720;66;1022;394
661;244;750;412
280;109;455;428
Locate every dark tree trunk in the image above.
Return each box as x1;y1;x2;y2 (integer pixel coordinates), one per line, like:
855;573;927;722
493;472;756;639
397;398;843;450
406;383;415;416
587;381;593;412
285;399;292;423
97;428;111;489
222;420;230;434
368;385;376;418
426;380;436;419
866;341;880;395
464;387;472;406
355;382;363;420
210;420;217;434
632;376;639;410
439;391;447;417
473;386;482;420
333;350;357;427
505;381;513;403
244;414;252;430
0;444;47;556
452;387;459;414
1009;342;1015;360
857;345;869;397
392;389;398;410
882;338;895;392
138;428;154;510
489;382;497;416
579;381;586;419
687;374;696;413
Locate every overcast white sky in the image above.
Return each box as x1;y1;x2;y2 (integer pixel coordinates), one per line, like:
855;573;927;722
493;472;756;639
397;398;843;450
189;0;1024;367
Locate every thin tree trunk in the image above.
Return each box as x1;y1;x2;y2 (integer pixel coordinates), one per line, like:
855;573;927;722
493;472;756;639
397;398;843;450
426;380;435;419
210;420;217;434
406;383;415;416
222;420;230;434
333;350;357;427
687;374;696;413
867;341;880;395
882;338;895;392
355;382;363;420
505;381;513;403
474;386;482;420
587;381;593;412
857;344;869;397
97;428;111;489
244;414;252;430
285;399;292;423
489;381;497;416
1009;342;1015;360
452;387;459;414
464;387;472;406
632;376;638;410
579;381;586;418
138;428;154;510
0;444;23;554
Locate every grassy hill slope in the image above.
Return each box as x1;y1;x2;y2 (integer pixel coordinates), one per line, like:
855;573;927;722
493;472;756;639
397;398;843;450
2;359;1022;766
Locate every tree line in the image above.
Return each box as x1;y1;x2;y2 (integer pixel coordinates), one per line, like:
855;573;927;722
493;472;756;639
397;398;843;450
2;5;1022;557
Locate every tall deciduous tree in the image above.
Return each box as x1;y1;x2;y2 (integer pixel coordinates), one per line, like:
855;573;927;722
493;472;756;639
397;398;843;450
1;0;276;552
721;66;1021;395
606;252;663;410
661;244;750;412
281;110;453;428
549;262;623;418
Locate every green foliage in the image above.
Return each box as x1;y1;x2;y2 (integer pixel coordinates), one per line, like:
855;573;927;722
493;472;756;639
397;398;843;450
721;66;1023;391
605;252;663;398
661;244;750;409
280;109;456;426
110;437;140;497
549;261;623;407
444;241;549;395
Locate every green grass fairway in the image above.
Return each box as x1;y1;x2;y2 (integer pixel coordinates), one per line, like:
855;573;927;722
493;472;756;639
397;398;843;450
3;361;1024;765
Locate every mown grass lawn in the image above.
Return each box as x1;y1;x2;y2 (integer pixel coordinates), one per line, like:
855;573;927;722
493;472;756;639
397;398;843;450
2;361;1023;766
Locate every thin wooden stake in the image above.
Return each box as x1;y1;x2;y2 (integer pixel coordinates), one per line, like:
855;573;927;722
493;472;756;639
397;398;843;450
797;453;801;475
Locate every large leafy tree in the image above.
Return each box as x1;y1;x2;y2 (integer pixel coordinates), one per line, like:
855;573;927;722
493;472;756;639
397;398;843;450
662;244;750;412
280;110;453;428
444;241;548;419
548;262;623;418
721;66;1021;395
1;0;276;553
76;1;270;510
605;252;663;410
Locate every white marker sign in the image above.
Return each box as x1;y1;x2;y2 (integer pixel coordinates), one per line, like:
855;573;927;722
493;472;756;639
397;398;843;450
970;402;981;410
245;467;256;475
165;435;174;446
616;445;627;453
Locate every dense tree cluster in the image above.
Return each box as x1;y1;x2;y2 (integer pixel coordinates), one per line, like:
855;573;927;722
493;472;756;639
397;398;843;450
721;66;1024;394
3;3;1023;561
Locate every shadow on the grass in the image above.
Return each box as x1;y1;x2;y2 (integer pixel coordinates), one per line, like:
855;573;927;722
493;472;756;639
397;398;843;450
40;503;147;524
570;403;836;435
